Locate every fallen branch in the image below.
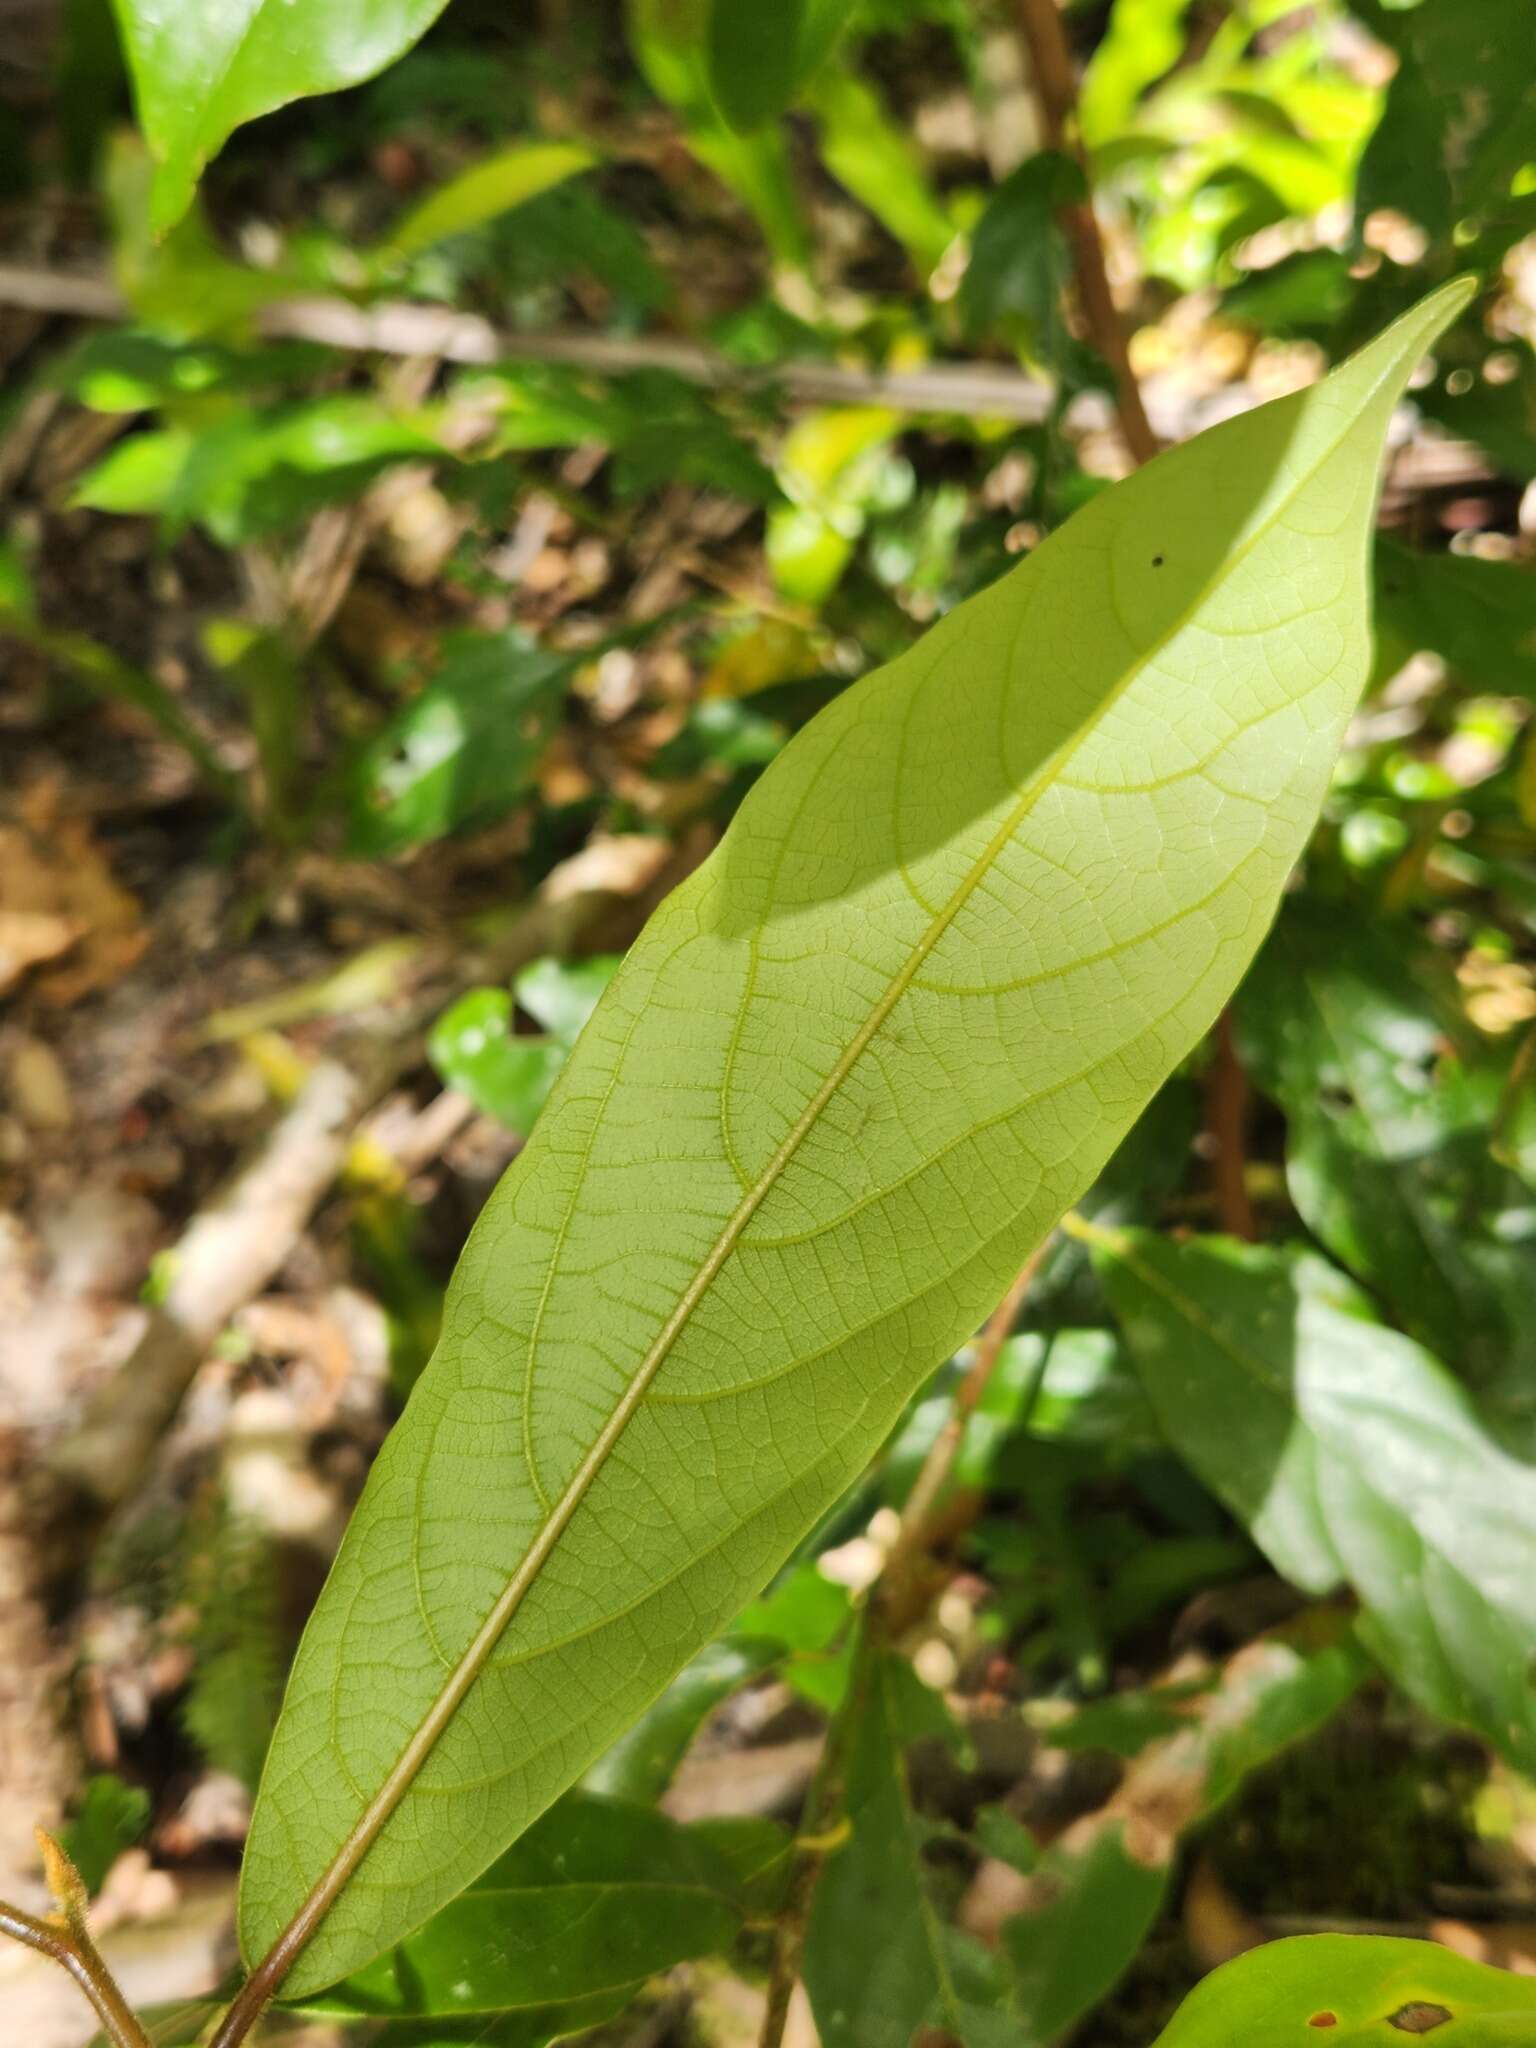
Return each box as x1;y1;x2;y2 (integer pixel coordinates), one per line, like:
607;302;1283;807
0;262;1053;423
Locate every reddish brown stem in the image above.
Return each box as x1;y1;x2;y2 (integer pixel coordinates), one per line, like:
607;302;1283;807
1206;1008;1258;1240
880;1236;1053;1628
1013;0;1160;466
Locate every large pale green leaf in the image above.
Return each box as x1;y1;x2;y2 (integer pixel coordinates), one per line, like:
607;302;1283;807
1153;1934;1536;2045
111;0;453;231
241;281;1472;1996
1090;1228;1536;1767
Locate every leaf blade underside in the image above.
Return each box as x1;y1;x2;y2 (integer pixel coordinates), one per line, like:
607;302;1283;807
242;280;1474;1995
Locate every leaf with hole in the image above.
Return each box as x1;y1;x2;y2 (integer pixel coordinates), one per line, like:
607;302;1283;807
241;282;1474;1997
1152;1933;1536;2045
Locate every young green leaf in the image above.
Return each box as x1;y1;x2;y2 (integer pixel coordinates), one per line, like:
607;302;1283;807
428;961;621;1137
1152;1934;1536;2045
110;0;454;231
241;280;1474;1998
1090;1229;1536;1767
385;143;598;258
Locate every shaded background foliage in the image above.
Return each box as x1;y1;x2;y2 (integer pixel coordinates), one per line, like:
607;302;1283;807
0;0;1535;2043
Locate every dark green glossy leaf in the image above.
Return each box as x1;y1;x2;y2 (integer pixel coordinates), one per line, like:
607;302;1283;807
347;632;574;857
1354;34;1452;240
705;0;856;132
1237;900;1536;1395
1091;1228;1536;1766
429;960;621;1136
959;152;1082;353
628;0;811;268
1153;1934;1536;2045
1375;536;1536;704
688;1815;795;1918
428;991;563;1137
305;1794;744;2020
1353;0;1536;230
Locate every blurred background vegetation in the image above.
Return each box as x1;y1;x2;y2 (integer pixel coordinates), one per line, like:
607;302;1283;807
1;0;1535;2041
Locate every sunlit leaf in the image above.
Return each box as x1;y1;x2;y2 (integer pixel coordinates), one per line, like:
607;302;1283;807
242;284;1473;1996
386;143;598;257
428;960;620;1136
110;0;454;230
1079;0;1192;151
804;69;956;278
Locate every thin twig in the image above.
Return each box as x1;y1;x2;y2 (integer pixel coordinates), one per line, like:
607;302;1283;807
1205;1007;1258;1239
0;1898;153;2048
879;1235;1053;1629
0;262;1053;424
1012;0;1159;465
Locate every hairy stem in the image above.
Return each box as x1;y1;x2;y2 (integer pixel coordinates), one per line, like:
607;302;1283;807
0;1897;154;2048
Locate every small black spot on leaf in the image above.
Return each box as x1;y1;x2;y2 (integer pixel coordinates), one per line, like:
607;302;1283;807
1152;554;1165;566
1388;2004;1452;2035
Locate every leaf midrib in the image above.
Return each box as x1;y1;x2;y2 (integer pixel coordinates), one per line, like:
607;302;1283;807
271;371;1383;1970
